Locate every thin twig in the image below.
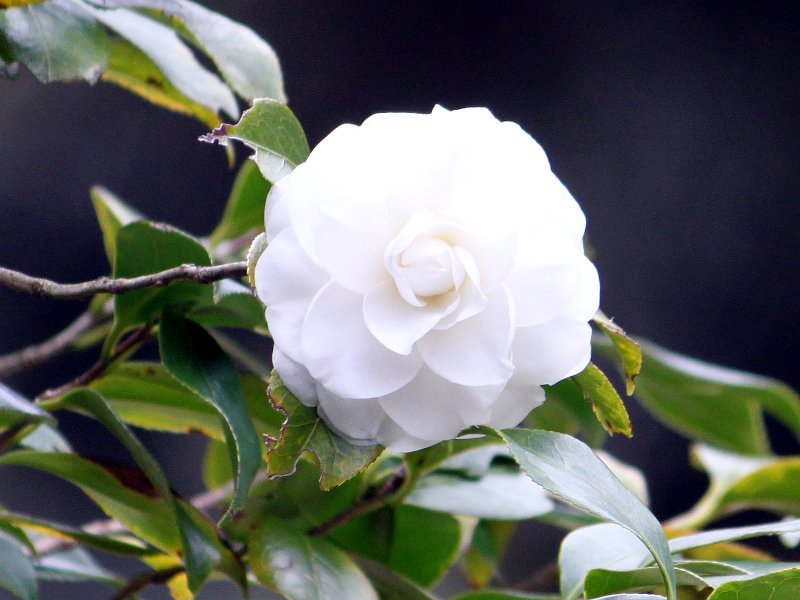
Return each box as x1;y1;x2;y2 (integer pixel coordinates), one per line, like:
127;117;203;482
0;262;247;301
308;464;408;537
111;566;185;600
0;311;100;378
36;326;152;402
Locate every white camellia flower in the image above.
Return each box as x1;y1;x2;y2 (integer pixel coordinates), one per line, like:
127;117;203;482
255;106;599;451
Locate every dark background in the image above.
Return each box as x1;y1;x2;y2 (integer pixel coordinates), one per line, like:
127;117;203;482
1;1;799;597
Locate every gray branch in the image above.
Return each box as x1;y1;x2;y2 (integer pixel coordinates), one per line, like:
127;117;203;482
0;262;247;301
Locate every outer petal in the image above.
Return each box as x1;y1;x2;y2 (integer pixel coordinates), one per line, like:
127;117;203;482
315;384;389;444
486;381;547;429
301;281;422;399
512;317;593;385
273;347;318;407
417;289;514;386
362;280;455;355
506;237;597;328
378;366;499;442
255;228;328;363
376;418;435;453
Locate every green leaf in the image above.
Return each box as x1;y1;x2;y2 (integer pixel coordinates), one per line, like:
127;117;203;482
0;511;152;556
720;456;800;516
249;517;378;600
266;370;382;491
589;596;667;600
200;98;310;183
17;424;71;452
354;555;440;600
461;520;516;588
0;381;52;429
497;429;676;599
159;312;262;521
0;0;108;83
34;546;122;586
455;593;560;600
52;389;221;591
405;464;553;520
529;378;607;447
707;568;800;600
203;438;233;490
107;220;212;352
559;523;651;600
84;362;281;441
147;0;285;103
668;519;800;556
629;340;800;455
572;362;632;437
90;185;143;267
210;161;270;247
189;280;268;332
593;315;642;395
0;451;179;552
81;3;237;117
0;528;37;600
100;37;220;129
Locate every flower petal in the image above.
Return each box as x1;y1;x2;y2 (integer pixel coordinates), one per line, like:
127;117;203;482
512;317;593;385
315;384;389;444
486;381;546;429
379;366;499;441
417;289;514;386
301;281;422;399
255;228;328;363
362;280;454;355
273;347;318;407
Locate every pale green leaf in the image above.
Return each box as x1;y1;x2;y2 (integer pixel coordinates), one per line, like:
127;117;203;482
0;0;108;83
0;381;52;429
0;529;37;600
572;362;632;437
90;185;143;266
498;429;676;599
593;314;642;395
200;98;309;183
80;3;238;117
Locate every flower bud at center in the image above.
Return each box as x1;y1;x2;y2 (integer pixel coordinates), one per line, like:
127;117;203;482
399;237;465;297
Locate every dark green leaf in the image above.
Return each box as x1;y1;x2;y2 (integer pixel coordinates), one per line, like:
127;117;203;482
0;0;108;83
52;389;221;590
100;37;220;128
82;3;237;117
584;565;709;597
210;161;270;247
200;98;309;183
159;312;262;521
593;315;642;395
249;517;378;600
107;220;212;352
203;438;233;490
0;381;52;429
355;555;440;600
266;370;382;490
629;340;800;454
707;568;800;600
189;280;268;332
89;185;143;267
0;528;36;600
497;429;676;599
572;362;632;437
529;378;607;448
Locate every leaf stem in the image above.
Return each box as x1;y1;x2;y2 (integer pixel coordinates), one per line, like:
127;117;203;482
0;262;247;301
36;325;152;402
111;565;185;600
0;310;101;378
307;463;408;537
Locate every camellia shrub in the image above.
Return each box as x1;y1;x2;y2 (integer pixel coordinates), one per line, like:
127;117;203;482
1;2;799;600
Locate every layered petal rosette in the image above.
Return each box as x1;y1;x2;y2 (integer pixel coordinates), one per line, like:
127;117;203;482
255;106;599;451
